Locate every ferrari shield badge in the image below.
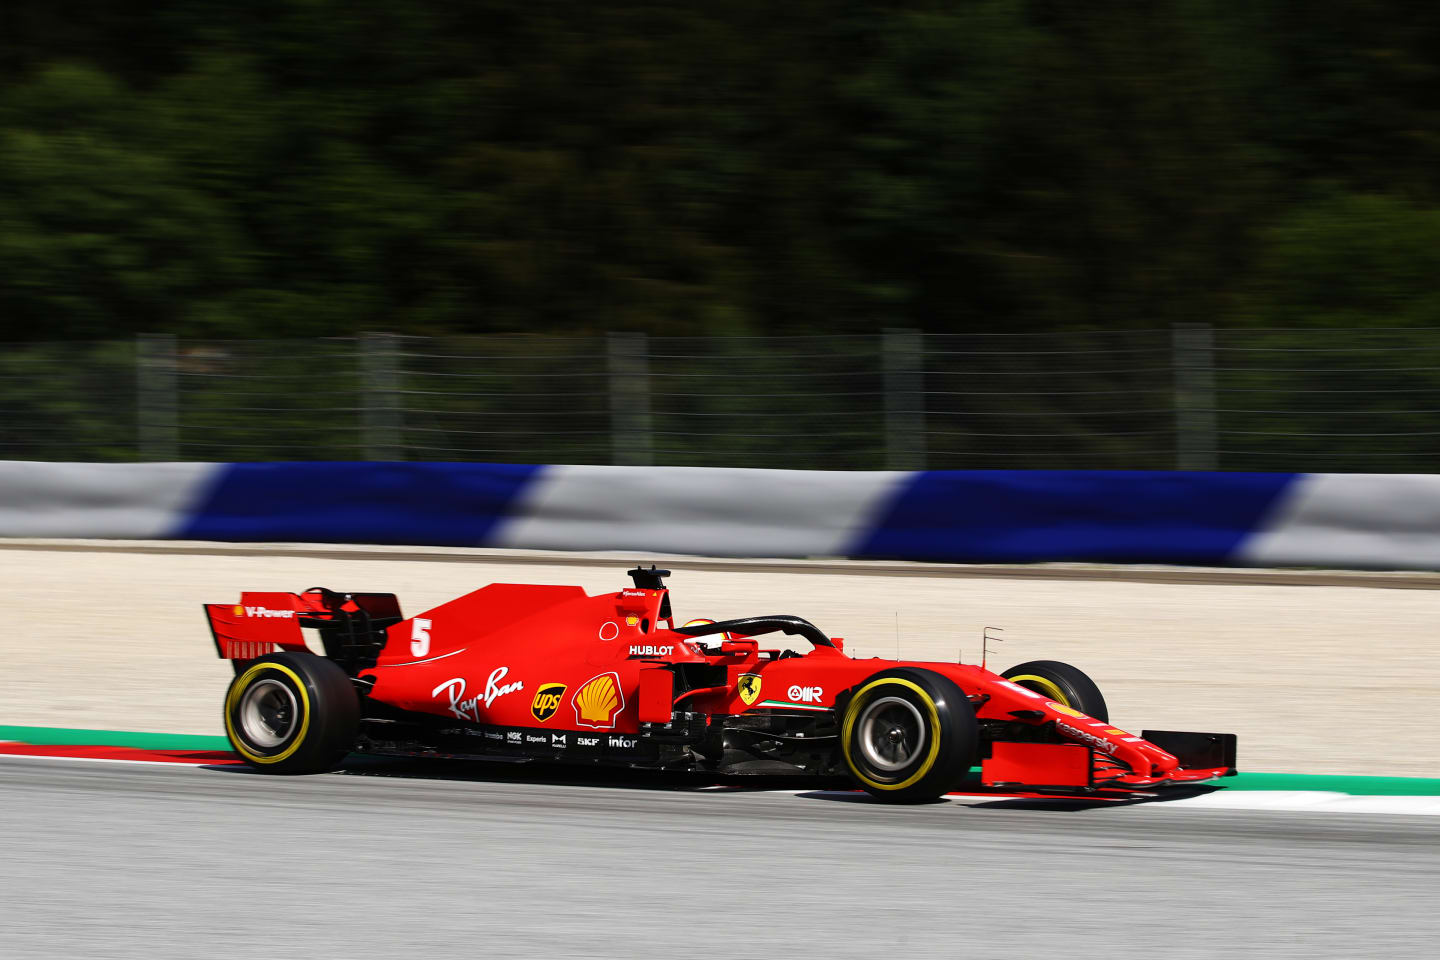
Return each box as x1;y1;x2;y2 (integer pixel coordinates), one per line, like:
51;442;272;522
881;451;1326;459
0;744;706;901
738;673;762;706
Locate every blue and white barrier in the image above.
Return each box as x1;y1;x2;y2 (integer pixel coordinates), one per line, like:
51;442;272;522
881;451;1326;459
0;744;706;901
3;461;1440;570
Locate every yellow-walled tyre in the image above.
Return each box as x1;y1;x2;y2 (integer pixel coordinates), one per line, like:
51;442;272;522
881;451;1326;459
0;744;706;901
840;668;977;803
1002;659;1108;722
224;652;359;774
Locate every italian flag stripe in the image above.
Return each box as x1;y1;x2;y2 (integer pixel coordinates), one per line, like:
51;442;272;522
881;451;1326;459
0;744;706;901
757;700;831;712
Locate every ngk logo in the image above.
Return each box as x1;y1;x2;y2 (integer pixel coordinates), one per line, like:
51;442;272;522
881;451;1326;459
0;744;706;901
787;685;824;703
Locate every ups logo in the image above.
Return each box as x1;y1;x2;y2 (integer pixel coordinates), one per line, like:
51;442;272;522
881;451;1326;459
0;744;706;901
531;683;567;723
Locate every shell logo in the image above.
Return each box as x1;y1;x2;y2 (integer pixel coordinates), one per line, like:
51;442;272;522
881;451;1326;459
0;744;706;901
1047;701;1086;719
233;605;245;617
572;672;625;729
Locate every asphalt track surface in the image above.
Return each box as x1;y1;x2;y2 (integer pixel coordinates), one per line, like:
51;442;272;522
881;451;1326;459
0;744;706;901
3;757;1437;960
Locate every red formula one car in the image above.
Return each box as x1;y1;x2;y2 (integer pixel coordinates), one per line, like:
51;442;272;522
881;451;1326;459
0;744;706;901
204;566;1236;802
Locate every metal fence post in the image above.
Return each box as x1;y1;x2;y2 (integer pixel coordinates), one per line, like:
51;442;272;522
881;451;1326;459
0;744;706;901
137;333;178;461
607;331;652;466
362;332;402;461
883;328;925;470
1173;322;1218;471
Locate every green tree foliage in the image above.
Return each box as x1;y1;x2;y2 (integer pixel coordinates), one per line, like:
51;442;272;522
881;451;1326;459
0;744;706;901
1219;193;1440;470
0;0;1438;347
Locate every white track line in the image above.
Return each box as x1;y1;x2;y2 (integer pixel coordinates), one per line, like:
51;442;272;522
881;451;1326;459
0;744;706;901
773;786;1440;815
1130;789;1440;816
0;753;226;769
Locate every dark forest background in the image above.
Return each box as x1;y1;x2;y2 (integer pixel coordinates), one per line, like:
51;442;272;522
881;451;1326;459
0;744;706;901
4;0;1440;343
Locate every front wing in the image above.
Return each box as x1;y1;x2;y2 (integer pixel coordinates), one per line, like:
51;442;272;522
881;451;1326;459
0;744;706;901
981;729;1237;792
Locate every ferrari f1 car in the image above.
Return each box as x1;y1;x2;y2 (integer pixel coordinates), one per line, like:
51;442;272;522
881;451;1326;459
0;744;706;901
204;566;1236;802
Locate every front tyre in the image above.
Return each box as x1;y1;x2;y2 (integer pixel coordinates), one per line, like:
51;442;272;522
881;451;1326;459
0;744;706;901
224;652;359;773
1002;659;1108;722
840;668;977;803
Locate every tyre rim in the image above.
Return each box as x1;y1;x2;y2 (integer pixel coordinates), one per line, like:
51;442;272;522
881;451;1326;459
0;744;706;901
1007;674;1068;706
238;678;299;749
856;695;926;773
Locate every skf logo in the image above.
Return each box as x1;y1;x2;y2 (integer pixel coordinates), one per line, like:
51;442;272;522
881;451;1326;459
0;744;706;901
531;683;567;723
737;674;762;706
577;736;599;746
627;645;672;658
787;685;824;703
572;672;625;729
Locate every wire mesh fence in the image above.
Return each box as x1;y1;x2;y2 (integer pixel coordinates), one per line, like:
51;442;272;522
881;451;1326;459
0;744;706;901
4;327;1440;471
920;329;1178;469
0;341;138;461
1213;327;1440;472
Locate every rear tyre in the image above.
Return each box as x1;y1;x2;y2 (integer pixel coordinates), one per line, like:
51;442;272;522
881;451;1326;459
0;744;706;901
1002;660;1108;722
223;652;359;773
840;668;977;803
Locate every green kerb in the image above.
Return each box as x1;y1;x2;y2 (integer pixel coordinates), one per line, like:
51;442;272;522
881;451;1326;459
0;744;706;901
1220;772;1440;797
0;724;230;751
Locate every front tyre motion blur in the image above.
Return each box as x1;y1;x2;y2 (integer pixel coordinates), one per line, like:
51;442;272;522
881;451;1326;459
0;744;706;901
1001;659;1109;722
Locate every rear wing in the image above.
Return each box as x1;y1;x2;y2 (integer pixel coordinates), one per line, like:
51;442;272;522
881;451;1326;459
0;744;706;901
205;588;402;674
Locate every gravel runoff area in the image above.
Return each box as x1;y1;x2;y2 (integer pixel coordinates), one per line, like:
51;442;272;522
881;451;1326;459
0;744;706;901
2;539;1437;776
